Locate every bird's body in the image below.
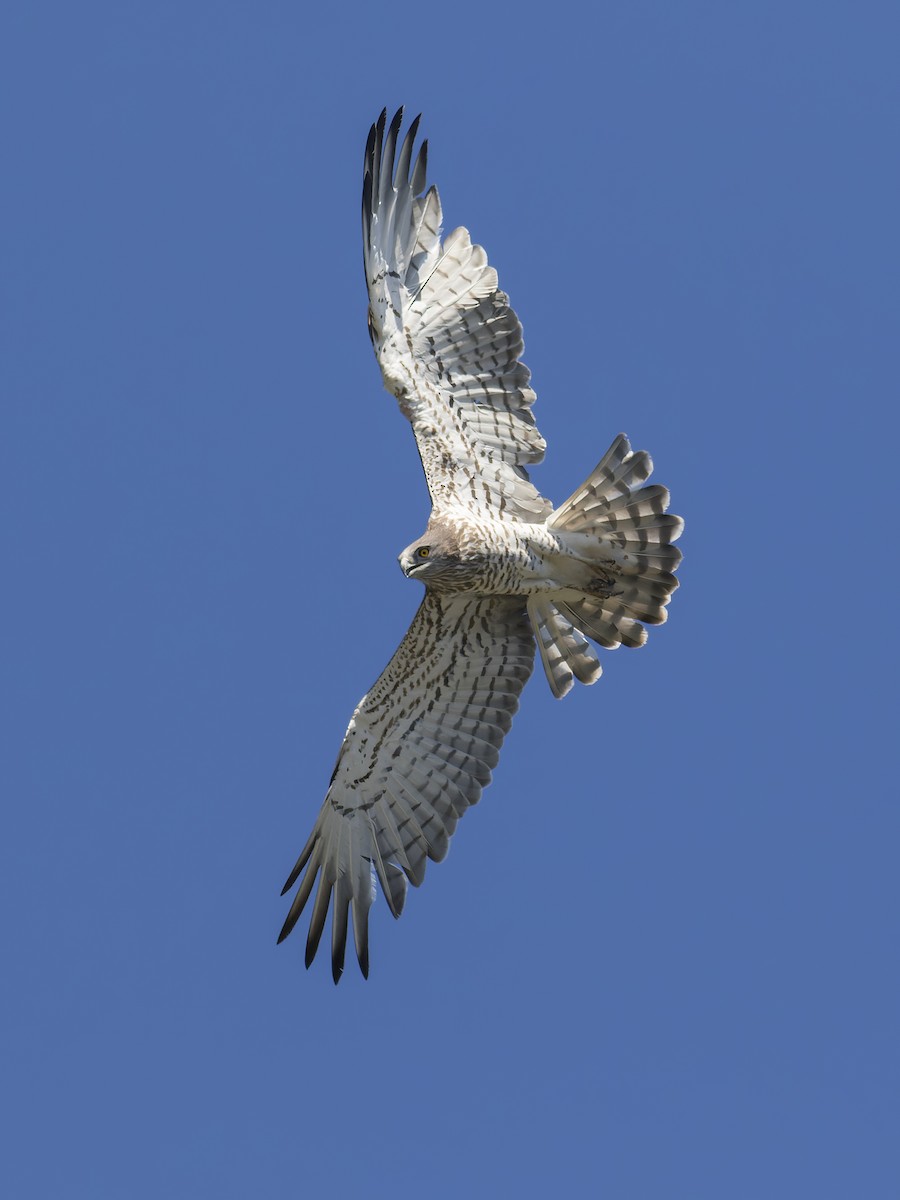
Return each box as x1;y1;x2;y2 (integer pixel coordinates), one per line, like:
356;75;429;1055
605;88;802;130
401;512;559;595
401;512;631;602
279;110;683;981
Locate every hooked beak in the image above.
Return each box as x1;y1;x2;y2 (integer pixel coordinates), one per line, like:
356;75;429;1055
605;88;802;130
399;553;425;578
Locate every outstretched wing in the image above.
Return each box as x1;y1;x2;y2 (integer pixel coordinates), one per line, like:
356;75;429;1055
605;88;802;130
363;108;552;522
278;593;535;982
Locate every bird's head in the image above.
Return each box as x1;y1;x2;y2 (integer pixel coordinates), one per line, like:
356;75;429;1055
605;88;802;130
399;540;437;579
398;523;475;591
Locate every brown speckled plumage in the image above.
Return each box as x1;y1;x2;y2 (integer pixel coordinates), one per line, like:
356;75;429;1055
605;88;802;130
279;110;683;981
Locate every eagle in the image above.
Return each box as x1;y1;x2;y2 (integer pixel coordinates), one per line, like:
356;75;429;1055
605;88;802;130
278;109;683;981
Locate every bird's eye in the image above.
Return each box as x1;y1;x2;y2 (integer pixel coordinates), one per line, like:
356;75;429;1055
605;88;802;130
417;547;430;558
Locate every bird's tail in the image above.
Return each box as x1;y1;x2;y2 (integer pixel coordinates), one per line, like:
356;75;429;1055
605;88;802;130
528;434;683;698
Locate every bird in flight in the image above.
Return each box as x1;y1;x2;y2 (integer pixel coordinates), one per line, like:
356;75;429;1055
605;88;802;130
278;109;683;981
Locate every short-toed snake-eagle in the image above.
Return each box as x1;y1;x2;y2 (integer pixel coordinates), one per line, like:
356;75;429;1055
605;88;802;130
278;110;683;981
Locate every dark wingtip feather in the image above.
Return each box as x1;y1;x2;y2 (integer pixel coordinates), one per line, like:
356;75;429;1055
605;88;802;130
373;109;386;149
304;872;331;969
280;829;317;896
331;892;349;983
278;881;309;943
364;120;377;173
331;938;346;983
361;172;373;240
394;113;421;189
380;108;404;205
411;139;428;194
351;893;371;979
371;111;385;194
281;859;302;895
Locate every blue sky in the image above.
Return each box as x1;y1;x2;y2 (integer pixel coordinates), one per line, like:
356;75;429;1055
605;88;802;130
3;2;898;1196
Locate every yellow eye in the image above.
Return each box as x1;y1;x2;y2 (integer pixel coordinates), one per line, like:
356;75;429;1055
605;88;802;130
417;547;430;558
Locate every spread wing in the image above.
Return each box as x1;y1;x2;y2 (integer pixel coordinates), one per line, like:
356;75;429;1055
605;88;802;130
363;108;552;522
278;594;535;982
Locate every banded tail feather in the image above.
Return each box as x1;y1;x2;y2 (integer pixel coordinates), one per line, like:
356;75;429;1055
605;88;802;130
531;434;683;697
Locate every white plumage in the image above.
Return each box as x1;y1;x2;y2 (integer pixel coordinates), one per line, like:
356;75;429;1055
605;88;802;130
279;110;683;980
